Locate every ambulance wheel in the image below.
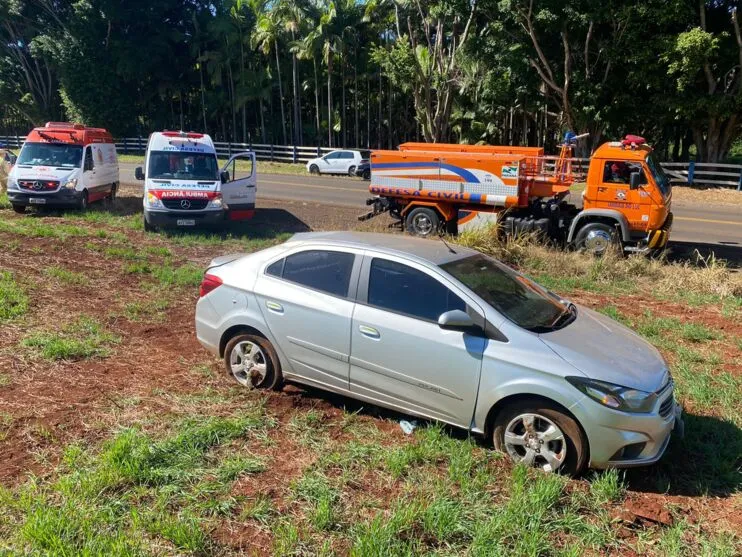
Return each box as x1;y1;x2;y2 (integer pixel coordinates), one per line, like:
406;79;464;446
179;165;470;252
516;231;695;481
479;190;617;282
78;190;89;211
143;215;156;233
309;164;320;175
348;165;356;177
574;222;617;256
12;205;26;214
406;207;440;237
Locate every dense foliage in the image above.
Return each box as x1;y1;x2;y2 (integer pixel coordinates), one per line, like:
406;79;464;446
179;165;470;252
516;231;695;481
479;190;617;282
1;0;741;160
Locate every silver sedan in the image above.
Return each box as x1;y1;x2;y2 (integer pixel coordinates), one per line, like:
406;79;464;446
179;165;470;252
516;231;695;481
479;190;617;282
195;231;683;475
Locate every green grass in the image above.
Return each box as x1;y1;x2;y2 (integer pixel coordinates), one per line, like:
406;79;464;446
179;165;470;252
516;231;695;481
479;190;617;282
0;190;10;209
0;409;273;555
0;270;29;321
42;265;89;286
22;317;119;360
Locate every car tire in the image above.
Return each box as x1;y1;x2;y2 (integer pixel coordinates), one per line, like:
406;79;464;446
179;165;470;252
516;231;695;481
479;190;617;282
223;333;283;391
362;169;371;180
107;184;117;205
309;164;320;175
143;214;156;233
574;222;618;256
79;190;89;211
493;399;588;476
12;205;26;214
348;165;356;177
405;207;440;237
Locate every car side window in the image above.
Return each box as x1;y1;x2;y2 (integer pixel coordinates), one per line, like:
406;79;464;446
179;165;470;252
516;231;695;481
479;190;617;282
368;258;466;322
325;152;339;160
272;250;355;297
84;148;94;171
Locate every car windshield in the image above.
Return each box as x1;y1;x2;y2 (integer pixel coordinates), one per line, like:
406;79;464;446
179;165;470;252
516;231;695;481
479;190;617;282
17;142;82;168
440;254;572;332
148;151;218;180
646;153;670;196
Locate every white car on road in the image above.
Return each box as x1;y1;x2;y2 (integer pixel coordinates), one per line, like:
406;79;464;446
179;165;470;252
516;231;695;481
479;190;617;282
306;150;367;176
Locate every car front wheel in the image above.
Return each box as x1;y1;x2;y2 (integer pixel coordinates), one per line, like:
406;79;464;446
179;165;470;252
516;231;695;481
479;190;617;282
493;399;588;475
347;165;356;176
223;333;283;390
12;205;26;214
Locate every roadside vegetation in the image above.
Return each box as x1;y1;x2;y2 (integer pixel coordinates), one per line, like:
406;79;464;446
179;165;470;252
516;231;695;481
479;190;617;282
0;200;739;555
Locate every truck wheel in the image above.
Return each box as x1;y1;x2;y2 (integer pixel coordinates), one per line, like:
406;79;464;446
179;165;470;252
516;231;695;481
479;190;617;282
405;207;440;237
574;222;617;255
348;165;356;177
12;205;26;214
309;164;320;175
493;398;588;476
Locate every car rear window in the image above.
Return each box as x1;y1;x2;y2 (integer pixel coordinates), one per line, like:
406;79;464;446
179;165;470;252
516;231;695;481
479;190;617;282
367;258;465;322
269;250;355;297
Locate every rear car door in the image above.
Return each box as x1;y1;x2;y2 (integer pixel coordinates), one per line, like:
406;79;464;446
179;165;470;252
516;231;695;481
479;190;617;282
221;152;256;218
253;248;361;391
349;255;486;428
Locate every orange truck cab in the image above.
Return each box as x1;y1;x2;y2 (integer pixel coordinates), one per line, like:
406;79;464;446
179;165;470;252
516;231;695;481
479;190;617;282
361;134;673;255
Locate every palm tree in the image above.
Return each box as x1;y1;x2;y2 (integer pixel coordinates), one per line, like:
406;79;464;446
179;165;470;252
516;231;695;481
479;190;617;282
252;6;288;145
294;20;323;144
277;0;307;146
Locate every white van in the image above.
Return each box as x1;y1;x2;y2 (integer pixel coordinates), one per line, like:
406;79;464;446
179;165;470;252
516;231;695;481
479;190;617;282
136;131;256;231
6;122;119;213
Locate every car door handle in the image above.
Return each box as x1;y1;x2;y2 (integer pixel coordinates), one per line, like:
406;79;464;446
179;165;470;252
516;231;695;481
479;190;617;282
358;325;380;339
265;301;284;314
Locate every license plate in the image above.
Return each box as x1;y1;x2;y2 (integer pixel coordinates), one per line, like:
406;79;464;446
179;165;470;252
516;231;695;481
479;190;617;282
177;219;196;226
29;198;46;204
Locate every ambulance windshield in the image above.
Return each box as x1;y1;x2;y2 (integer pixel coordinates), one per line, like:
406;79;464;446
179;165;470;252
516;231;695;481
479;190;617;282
148;151;219;180
17;142;83;168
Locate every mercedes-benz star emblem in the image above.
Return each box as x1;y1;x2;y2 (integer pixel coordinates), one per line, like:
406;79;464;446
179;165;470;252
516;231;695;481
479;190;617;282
180;199;191;209
33;181;43;190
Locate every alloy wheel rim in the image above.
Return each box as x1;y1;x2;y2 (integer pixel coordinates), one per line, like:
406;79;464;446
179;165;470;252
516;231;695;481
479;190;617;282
504;413;566;472
229;341;268;388
584;229;611;253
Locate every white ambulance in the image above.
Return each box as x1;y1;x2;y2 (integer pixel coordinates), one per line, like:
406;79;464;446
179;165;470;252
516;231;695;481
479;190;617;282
136;131;256;230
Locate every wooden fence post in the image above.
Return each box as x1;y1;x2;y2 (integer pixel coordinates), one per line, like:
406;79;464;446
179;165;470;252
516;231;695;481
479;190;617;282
737;168;742;192
293;145;298;163
270;144;274;161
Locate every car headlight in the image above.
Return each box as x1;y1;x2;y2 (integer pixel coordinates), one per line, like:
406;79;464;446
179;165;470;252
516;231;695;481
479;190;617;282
6;178;18;190
63;178;78;189
208;194;223;209
145;192;163;208
566;376;657;413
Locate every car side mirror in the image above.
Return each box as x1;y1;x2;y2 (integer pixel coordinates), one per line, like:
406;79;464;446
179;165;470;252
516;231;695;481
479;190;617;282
438;309;478;333
135;166;144;181
629;171;641;190
8;154;16;164
221;170;230;183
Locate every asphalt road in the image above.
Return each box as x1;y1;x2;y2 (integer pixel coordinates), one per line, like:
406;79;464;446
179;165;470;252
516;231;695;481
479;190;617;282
119;162;742;264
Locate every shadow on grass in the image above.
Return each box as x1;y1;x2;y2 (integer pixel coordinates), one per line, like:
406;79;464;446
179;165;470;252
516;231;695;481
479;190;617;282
624;412;741;497
666;240;742;268
282;384;741;497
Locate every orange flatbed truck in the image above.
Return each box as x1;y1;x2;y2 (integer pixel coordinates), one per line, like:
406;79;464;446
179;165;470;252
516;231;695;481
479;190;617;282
360;134;673;255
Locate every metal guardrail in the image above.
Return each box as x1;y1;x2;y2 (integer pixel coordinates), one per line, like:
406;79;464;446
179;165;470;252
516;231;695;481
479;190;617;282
2;135;741;190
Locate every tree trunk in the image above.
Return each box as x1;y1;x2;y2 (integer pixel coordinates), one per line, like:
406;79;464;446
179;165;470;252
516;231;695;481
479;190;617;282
378;72;382;149
313;60;321;145
198;47;207;132
259;96;266;144
354;44;359;148
275;41;287;145
327;55;333;148
341;52;346;147
291;31;301;146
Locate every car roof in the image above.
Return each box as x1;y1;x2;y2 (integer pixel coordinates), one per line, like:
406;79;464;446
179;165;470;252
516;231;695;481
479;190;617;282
285;231;478;266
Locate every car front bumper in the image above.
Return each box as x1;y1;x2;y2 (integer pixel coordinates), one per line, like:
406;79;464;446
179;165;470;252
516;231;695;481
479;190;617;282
7;188;83;207
144;208;225;228
573;395;683;469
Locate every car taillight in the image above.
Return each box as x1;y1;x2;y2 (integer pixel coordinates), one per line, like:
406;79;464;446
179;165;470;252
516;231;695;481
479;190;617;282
199;273;223;297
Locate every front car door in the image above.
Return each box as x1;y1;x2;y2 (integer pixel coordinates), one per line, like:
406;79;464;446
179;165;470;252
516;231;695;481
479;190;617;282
349;254;486;428
221;152;256;219
322;151;341;173
595;160;651;233
252;248;362;392
82;146;95;191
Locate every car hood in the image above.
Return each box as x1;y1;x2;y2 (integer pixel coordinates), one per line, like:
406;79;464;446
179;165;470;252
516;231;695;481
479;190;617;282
11;166;77;182
539;306;668;393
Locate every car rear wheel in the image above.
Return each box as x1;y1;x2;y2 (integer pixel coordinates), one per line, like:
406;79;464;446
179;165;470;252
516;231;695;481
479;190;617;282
12;205;25;214
405;207;440;237
347;165;356;177
309;164;320;175
493;399;587;476
224;333;283;390
362;169;371;180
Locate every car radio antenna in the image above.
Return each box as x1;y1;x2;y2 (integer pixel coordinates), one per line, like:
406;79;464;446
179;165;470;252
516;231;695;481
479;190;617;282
438;233;457;254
